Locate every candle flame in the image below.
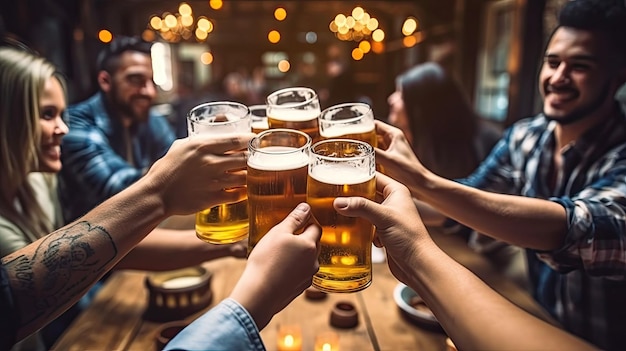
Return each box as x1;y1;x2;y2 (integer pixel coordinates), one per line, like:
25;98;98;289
285;334;294;347
322;343;332;351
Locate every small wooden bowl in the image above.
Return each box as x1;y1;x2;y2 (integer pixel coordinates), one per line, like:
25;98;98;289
144;266;212;322
330;301;359;328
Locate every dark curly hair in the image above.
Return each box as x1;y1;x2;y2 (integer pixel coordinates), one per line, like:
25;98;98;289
557;0;626;66
96;35;152;73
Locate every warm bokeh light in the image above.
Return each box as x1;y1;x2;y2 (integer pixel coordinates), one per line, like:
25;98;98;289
277;59;290;72
200;52;213;65
352;6;364;20
372;29;385;42
334;14;347;27
142;29;156;42
98;29;113;43
268;30;281;43
164;14;177;28
351;48;364;60
274;7;287;21
403;35;417;47
402;17;418;36
366;18;378;31
181;15;194;27
346;16;355;28
197;17;213;32
195;27;208;40
329;21;338;33
371;41;384;53
358;40;371;53
149;16;162;30
179;3;192;16
209;0;223;10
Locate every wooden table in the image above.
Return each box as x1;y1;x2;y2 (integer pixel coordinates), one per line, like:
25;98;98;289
52;230;553;351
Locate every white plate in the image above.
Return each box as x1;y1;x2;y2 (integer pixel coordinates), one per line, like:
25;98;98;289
393;283;443;331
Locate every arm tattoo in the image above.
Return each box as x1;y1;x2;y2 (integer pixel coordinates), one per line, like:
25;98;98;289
2;221;117;328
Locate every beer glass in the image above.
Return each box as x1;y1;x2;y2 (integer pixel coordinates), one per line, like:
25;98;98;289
249;104;269;134
319;102;384;173
318;102;376;146
307;139;376;293
247;129;311;254
187;101;251;244
266;87;321;142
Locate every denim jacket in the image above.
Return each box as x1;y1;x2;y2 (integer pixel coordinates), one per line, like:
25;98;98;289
164;298;266;351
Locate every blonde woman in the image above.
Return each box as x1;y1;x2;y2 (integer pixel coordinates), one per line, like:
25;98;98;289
0;47;250;349
0;46;68;351
0;47;68;258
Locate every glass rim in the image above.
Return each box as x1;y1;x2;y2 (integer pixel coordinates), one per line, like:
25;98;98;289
249;128;312;154
266;87;319;109
310;138;375;162
319;102;373;125
187;101;250;126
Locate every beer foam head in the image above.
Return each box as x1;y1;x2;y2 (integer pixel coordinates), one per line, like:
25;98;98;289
309;164;374;185
319;122;375;138
268;108;319;122
248;146;309;170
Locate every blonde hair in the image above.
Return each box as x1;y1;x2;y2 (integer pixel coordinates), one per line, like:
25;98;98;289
0;47;65;242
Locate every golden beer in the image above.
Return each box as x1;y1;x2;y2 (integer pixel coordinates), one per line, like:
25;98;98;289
188;102;251;244
307;140;376;293
247;130;311;254
320;123;377;147
248;104;269;134
266;87;321;142
319;102;383;173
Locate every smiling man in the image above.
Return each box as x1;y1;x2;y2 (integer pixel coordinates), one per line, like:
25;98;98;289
375;1;626;350
59;36;175;222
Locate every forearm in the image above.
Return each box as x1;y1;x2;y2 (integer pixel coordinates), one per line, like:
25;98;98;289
2;175;168;339
415;173;567;250
408;240;596;351
114;228;235;271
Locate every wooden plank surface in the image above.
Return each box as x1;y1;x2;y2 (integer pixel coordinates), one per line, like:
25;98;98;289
52;229;553;351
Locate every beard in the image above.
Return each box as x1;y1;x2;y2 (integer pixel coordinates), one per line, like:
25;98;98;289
109;85;151;123
543;81;612;125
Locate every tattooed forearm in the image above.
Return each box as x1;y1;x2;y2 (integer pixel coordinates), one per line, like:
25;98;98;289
2;221;117;329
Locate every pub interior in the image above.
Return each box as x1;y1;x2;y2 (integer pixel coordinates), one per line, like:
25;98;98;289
2;0;626;351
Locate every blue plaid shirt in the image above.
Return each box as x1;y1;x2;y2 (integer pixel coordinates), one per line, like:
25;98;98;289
458;111;626;350
59;93;175;222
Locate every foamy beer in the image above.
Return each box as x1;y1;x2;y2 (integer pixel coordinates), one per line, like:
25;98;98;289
319;102;385;173
187;102;251;244
319;102;376;146
307;139;376;293
247;129;311;254
266;87;321;142
249;104;269;134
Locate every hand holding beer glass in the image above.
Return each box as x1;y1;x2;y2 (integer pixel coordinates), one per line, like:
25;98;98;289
247;129;311;254
307;139;376;293
266;87;321;142
187;102;251;244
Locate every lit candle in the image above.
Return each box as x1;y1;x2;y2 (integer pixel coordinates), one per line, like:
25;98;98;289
276;325;302;351
314;331;339;351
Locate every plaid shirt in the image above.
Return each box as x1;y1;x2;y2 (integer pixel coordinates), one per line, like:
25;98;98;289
458;111;626;350
59;93;175;222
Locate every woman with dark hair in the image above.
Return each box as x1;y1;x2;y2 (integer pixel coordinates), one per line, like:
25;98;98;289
387;62;501;179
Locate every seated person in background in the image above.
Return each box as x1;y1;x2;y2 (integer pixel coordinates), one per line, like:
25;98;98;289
1;132;254;351
164;176;597;351
57;36;247;270
375;1;626;349
387;61;501;180
386;62;524;286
